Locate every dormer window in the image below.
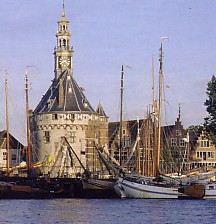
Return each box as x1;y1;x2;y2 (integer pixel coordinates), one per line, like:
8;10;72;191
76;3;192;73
83;99;88;108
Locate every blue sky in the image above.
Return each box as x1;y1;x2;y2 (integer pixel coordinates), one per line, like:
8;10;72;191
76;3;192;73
0;0;214;143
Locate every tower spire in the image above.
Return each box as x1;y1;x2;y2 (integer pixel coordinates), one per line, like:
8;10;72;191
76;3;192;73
54;0;73;79
62;0;65;18
178;103;181;121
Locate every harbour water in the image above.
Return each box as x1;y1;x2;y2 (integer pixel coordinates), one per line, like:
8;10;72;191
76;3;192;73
1;199;215;224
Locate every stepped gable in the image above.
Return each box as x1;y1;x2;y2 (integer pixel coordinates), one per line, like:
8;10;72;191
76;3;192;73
34;70;95;114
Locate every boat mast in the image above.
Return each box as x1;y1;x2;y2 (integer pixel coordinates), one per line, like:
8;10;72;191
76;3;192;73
152;54;155;109
186;131;190;170
152;54;157;177
5;70;10;175
147;106;151;176
25;72;32;172
144;106;149;176
119;65;124;166
156;44;163;175
136;116;141;174
177;103;181;175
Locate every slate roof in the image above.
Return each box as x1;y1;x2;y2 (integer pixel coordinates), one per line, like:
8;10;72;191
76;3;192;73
96;102;108;117
34;70;96;114
108;119;144;147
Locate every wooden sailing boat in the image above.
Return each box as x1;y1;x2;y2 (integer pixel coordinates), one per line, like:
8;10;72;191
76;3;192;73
114;44;184;199
178;180;216;200
62;137;118;198
5;71;10;176
0;71;74;199
0;72;49;198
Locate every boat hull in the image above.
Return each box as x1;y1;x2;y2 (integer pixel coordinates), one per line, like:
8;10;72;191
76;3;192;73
0;182;52;199
203;182;216;199
178;182;216;200
115;177;180;199
81;178;118;198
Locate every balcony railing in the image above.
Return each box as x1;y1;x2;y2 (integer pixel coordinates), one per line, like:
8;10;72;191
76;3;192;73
54;46;73;51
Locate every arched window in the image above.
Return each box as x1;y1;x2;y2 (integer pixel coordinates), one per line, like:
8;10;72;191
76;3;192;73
63;39;66;47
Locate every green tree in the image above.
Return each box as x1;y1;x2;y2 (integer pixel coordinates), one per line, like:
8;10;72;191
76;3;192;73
204;75;216;145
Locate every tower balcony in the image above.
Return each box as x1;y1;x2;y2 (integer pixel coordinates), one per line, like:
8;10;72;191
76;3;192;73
54;46;74;51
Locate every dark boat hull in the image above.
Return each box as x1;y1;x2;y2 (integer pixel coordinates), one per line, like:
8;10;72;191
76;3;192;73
0;177;82;199
0;176;118;199
81;178;118;198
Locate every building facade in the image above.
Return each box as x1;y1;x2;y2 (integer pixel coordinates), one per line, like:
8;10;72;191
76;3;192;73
108;116;190;175
190;130;216;169
0;130;24;171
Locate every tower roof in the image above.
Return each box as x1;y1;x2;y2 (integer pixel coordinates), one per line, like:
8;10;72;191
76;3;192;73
62;1;65;18
96;102;108;117
34;70;95;114
59;1;68;22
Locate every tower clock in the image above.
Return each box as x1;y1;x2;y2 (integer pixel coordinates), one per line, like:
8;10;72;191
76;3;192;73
59;56;71;68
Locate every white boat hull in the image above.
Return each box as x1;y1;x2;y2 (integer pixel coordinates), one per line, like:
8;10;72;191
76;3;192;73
115;177;180;199
204;183;216;199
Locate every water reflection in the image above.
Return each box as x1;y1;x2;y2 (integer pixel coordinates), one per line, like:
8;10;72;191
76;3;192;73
0;199;216;224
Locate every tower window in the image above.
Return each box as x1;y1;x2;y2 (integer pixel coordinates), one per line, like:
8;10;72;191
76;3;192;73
63;39;66;46
68;132;76;143
52;114;58;120
44;131;50;143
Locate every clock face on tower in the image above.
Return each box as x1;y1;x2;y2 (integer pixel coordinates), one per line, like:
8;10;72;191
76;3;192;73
59;56;70;67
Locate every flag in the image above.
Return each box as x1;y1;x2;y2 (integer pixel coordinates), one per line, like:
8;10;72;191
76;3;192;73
161;36;169;40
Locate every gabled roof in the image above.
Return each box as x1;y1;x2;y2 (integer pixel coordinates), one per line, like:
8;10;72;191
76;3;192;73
0;130;24;149
34;70;95;114
108;119;144;147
